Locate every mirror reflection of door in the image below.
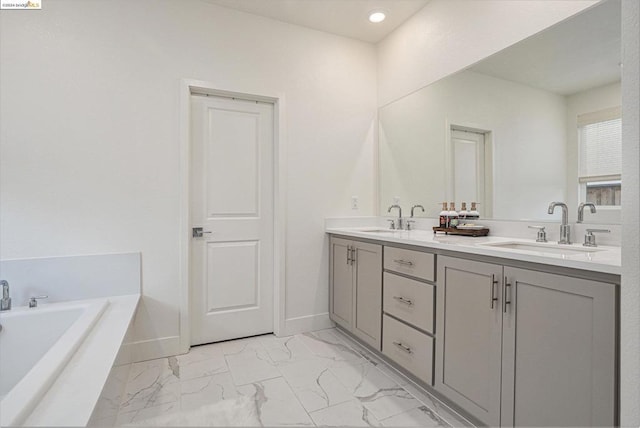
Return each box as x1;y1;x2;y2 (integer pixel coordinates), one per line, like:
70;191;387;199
450;128;492;217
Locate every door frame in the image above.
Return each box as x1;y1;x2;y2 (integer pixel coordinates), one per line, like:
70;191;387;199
178;79;286;354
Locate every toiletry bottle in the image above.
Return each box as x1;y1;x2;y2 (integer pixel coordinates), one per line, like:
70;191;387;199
439;202;449;228
448;202;459;228
459;202;468;222
468;202;480;220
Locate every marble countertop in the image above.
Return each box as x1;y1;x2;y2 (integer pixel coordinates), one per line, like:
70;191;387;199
326;227;621;276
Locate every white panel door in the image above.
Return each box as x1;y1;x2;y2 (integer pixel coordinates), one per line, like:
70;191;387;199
451;129;486;206
190;94;274;346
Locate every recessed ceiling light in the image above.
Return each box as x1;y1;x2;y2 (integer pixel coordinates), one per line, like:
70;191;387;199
368;11;386;23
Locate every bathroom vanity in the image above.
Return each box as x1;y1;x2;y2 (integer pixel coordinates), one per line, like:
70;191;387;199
327;227;619;427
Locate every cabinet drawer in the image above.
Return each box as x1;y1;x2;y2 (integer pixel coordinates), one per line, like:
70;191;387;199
384;247;434;282
382;314;433;385
383;272;434;333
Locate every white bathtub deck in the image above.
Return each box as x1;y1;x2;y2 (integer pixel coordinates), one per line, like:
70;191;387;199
24;294;139;427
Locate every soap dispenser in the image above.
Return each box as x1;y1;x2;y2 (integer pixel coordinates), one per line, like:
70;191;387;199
468;202;480;220
439;202;449;228
449;202;459;228
459;202;468;222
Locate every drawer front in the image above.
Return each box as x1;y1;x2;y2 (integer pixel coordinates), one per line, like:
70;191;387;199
382;314;434;385
383;272;434;333
384;247;435;282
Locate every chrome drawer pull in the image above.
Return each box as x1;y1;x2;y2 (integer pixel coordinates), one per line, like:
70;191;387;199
392;296;414;306
393;259;414;266
393;341;413;354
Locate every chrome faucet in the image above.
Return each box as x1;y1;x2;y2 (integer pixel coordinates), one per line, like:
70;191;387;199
1;280;11;311
388;204;403;230
548;202;571;244
410;204;425;217
577;202;596;223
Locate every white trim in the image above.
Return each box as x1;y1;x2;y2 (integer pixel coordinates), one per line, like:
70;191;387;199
119;335;182;364
283;313;335;336
178;79;287;354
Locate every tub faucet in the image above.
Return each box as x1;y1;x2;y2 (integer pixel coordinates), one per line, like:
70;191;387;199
388;204;403;230
577;202;596;223
1;280;11;311
548;202;571;244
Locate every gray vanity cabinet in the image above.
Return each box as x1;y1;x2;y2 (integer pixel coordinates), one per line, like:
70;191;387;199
435;256;504;427
329;236;382;349
436;256;617;427
500;267;616;428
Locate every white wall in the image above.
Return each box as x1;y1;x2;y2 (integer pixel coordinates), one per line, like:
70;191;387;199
0;0;377;357
565;82;622;223
377;0;598;106
621;1;640;425
379;70;567;220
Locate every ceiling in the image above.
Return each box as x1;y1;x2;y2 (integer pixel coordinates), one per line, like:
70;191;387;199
203;0;429;43
470;0;621;96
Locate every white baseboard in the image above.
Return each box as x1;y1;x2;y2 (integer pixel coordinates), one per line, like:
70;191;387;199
118;315;334;363
282;313;335;336
117;335;182;364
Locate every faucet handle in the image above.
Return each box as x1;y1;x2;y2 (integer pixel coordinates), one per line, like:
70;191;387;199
528;225;547;242
387;219;396;230
28;295;48;308
406;220;416;230
583;229;610;247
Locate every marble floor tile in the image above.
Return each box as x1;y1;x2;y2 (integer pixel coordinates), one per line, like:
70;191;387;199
309;400;382;427
180;371;239;411
225;346;281;386
258;334;316;364
236;377;314;427
175;341;226;365
401;382;474;427
115;328;473;428
298;329;365;362
176;353;229;381
278;357;354;413
119;358;180;413
330;360;421;420
91;364;131;420
116;401;181;426
220;335;266;356
381;405;453;427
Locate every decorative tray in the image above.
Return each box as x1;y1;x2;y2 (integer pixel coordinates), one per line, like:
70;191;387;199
432;226;490;237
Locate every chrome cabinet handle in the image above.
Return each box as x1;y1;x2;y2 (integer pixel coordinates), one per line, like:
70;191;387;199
490;275;499;309
504;277;512;313
393;341;413;354
393;296;414;306
351;247;357;265
346;246;352;265
393;259;414;266
502;276;511;314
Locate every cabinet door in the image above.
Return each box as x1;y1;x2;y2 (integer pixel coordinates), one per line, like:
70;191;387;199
329;237;353;329
435;256;503;427
501;267;616;427
352;241;382;349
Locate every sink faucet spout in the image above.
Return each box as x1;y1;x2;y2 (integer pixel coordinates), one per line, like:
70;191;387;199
548;202;571;244
1;280;11;311
388;204;403;230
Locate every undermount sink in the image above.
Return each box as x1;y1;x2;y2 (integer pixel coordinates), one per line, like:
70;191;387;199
480;241;603;256
357;228;398;234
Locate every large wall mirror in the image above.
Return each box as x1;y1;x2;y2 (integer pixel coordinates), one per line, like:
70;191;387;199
379;0;621;223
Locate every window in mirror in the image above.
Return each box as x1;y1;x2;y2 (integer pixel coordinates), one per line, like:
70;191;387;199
578;106;621;207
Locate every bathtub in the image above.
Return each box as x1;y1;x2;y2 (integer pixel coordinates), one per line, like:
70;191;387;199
0;294;139;427
0;299;108;426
